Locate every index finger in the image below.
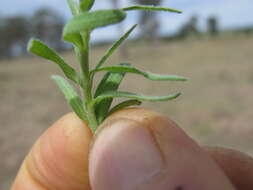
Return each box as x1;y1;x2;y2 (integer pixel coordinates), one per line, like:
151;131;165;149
11;113;92;190
206;147;253;190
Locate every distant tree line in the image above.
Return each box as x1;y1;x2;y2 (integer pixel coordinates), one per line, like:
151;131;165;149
110;0;162;58
1;0;164;60
0;0;164;60
135;0;162;40
0;2;222;60
1;3;252;60
0;7;65;59
175;15;220;40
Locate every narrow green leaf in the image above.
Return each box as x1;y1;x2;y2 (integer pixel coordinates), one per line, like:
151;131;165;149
67;0;79;16
122;6;182;14
92;64;188;81
63;9;126;38
95;24;137;69
95;63;130;97
80;0;95;11
63;33;83;49
93;91;181;106
94;72;125;97
108;100;142;116
94;68;127;123
28;39;79;83
52;75;87;121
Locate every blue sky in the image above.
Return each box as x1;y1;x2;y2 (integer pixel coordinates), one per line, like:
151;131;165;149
1;0;252;41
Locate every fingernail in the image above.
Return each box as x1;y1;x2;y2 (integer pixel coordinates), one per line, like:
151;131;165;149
89;119;163;190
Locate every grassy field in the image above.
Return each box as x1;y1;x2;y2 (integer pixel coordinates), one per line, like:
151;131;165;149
1;35;253;188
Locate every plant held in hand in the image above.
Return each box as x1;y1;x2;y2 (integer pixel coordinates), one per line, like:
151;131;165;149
28;0;187;133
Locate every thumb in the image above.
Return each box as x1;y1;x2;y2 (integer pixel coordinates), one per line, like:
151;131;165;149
89;108;236;190
11;113;92;190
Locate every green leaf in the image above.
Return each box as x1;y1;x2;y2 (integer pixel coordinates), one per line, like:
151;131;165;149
93;91;181;106
63;9;126;38
94;63;130;97
122;6;182;14
94;67;127;123
80;0;95;11
94;72;124;97
95;24;137;69
92;64;188;81
108;100;142;116
52;75;87;121
67;0;79;16
28;39;79;83
63;33;83;49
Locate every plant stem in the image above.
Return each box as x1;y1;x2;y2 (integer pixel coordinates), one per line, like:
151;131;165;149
80;31;98;132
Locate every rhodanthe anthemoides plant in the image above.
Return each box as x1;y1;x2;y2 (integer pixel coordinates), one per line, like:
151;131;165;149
27;0;187;133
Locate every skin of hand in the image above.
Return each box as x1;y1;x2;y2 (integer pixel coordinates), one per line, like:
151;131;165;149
11;108;253;190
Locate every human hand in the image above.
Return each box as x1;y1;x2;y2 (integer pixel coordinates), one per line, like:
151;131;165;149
11;108;253;190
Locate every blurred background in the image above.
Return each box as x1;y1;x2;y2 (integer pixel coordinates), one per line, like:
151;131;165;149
0;0;253;188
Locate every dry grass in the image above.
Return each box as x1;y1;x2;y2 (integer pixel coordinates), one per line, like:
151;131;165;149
1;35;253;188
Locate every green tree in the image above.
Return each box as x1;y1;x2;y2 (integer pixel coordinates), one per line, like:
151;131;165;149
207;16;219;37
136;0;161;5
0;16;29;58
31;8;65;51
134;0;162;39
110;0;128;57
177;15;200;40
